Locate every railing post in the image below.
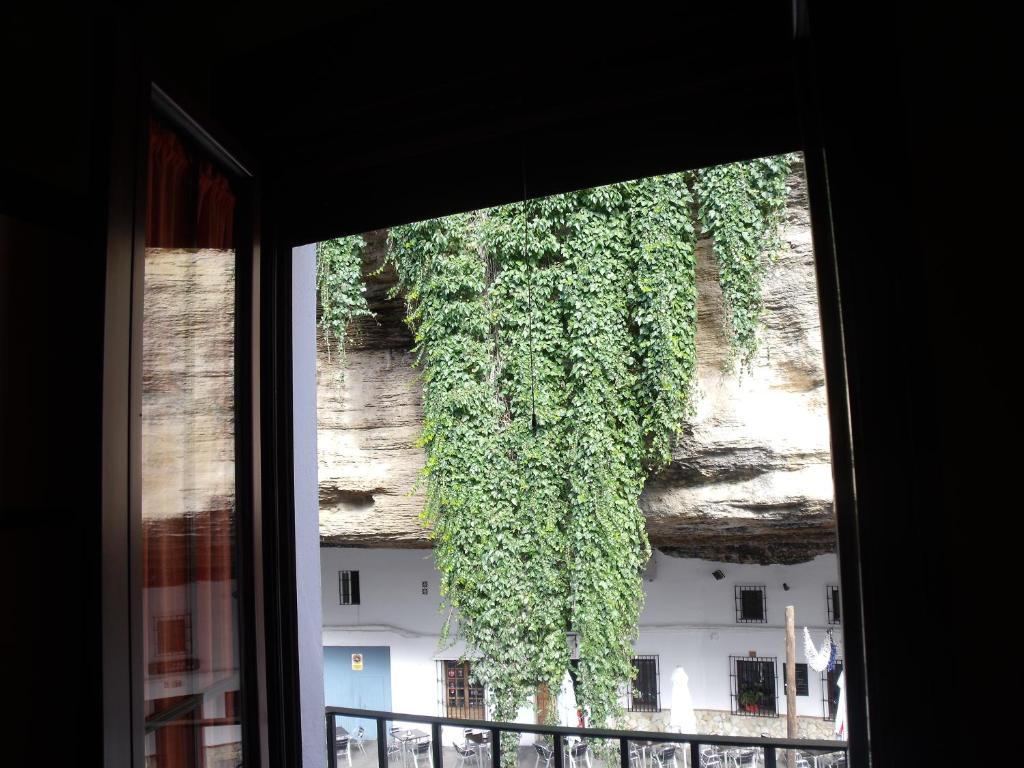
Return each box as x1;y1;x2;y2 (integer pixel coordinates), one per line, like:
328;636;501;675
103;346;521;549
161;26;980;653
553;731;563;768
689;741;699;768
619;738;629;768
432;722;442;768
763;745;776;768
327;712;338;768
491;728;500;768
377;717;389;768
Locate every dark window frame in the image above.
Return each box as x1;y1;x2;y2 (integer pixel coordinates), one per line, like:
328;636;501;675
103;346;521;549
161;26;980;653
101;75;274;768
93;28;878;767
735;585;768;623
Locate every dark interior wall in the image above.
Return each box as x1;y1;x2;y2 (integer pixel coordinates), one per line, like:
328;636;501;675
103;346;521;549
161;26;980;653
1;14;111;767
1;6;1009;766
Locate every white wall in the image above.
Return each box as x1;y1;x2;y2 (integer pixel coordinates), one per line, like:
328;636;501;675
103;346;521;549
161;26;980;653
321;547;843;728
295;243;328;768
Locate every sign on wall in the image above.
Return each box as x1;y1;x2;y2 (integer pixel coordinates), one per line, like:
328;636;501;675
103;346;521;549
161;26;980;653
352;653;364;671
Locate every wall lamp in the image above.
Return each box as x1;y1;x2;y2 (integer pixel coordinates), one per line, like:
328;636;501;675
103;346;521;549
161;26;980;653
712;569;725;581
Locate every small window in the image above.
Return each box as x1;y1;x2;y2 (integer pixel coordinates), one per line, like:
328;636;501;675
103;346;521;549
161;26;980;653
438;660;485;719
783;663;809;696
339;570;361;605
731;656;778;717
827;585;841;624
629;655;661;712
822;660;844;720
735;585;767;623
154;614;192;657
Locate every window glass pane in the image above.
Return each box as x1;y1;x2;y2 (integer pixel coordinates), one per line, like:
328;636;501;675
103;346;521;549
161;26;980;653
142;117;242;768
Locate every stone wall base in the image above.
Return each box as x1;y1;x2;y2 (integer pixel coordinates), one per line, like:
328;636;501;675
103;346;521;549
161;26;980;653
618;709;841;742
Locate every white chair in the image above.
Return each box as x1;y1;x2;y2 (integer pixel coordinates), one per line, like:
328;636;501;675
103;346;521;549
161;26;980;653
409;739;432;768
352;726;367;756
454;741;479;768
652;745;679;768
335;736;352;767
386;731;402;762
566;741;592;768
699;746;724;768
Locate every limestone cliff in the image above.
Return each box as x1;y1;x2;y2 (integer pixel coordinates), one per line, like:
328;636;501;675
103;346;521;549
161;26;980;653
318;160;835;563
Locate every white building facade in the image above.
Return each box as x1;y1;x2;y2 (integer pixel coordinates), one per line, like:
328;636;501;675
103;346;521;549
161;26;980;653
321;546;845;741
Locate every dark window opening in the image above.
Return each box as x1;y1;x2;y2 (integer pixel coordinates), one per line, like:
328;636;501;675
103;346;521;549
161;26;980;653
731;656;778;717
439;660;486;719
783;662;809;696
629;655;661;712
339;570;360;605
822;660;844;720
827;585;841;624
735;586;767;623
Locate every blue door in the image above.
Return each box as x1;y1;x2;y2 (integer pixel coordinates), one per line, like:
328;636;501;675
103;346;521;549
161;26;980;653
324;646;393;738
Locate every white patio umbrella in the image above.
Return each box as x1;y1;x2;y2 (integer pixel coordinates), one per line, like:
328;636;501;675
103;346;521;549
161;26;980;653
833;671;848;739
668;666;698;735
669;667;698;768
558;670;580;728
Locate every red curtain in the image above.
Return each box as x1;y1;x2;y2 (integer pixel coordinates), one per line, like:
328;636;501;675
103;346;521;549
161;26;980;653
147;118;236;249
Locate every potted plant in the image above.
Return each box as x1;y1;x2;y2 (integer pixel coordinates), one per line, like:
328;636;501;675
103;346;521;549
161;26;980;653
738;689;760;713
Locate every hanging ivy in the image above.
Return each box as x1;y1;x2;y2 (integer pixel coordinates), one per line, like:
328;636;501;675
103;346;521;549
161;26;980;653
694;156;791;368
316;235;373;364
322;156;791;755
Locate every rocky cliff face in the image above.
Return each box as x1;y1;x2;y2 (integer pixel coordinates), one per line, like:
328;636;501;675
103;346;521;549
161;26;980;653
318;160;835;563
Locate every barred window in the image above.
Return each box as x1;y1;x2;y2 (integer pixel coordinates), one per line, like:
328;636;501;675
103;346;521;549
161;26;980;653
629;655;661;712
735;585;767;623
339;570;360;605
827;585;841;624
822;660;845;720
731;656;778;717
439;660;485;719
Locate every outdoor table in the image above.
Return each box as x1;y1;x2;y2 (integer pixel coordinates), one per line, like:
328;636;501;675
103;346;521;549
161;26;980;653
465;730;492;768
394;728;430;767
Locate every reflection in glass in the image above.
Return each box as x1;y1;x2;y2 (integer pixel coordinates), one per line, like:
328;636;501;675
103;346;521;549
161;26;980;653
142;117;242;768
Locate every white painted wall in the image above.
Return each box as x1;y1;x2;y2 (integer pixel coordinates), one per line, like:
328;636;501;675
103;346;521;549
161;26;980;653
321;547;843;729
296;243;328;768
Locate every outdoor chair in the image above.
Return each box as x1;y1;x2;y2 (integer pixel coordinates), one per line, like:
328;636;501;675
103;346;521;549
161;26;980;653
652;745;678;768
566;740;592;768
723;748;757;768
386;732;402;762
699;746;724;768
535;742;554;768
629;743;644;768
335;735;352;767
454;741;479;768
409;739;433;768
352;726;367;755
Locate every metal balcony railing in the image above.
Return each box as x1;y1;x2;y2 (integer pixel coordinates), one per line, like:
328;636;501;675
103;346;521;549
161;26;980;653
326;706;848;768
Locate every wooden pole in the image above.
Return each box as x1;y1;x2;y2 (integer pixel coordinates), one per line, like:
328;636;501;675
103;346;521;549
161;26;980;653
785;605;797;768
